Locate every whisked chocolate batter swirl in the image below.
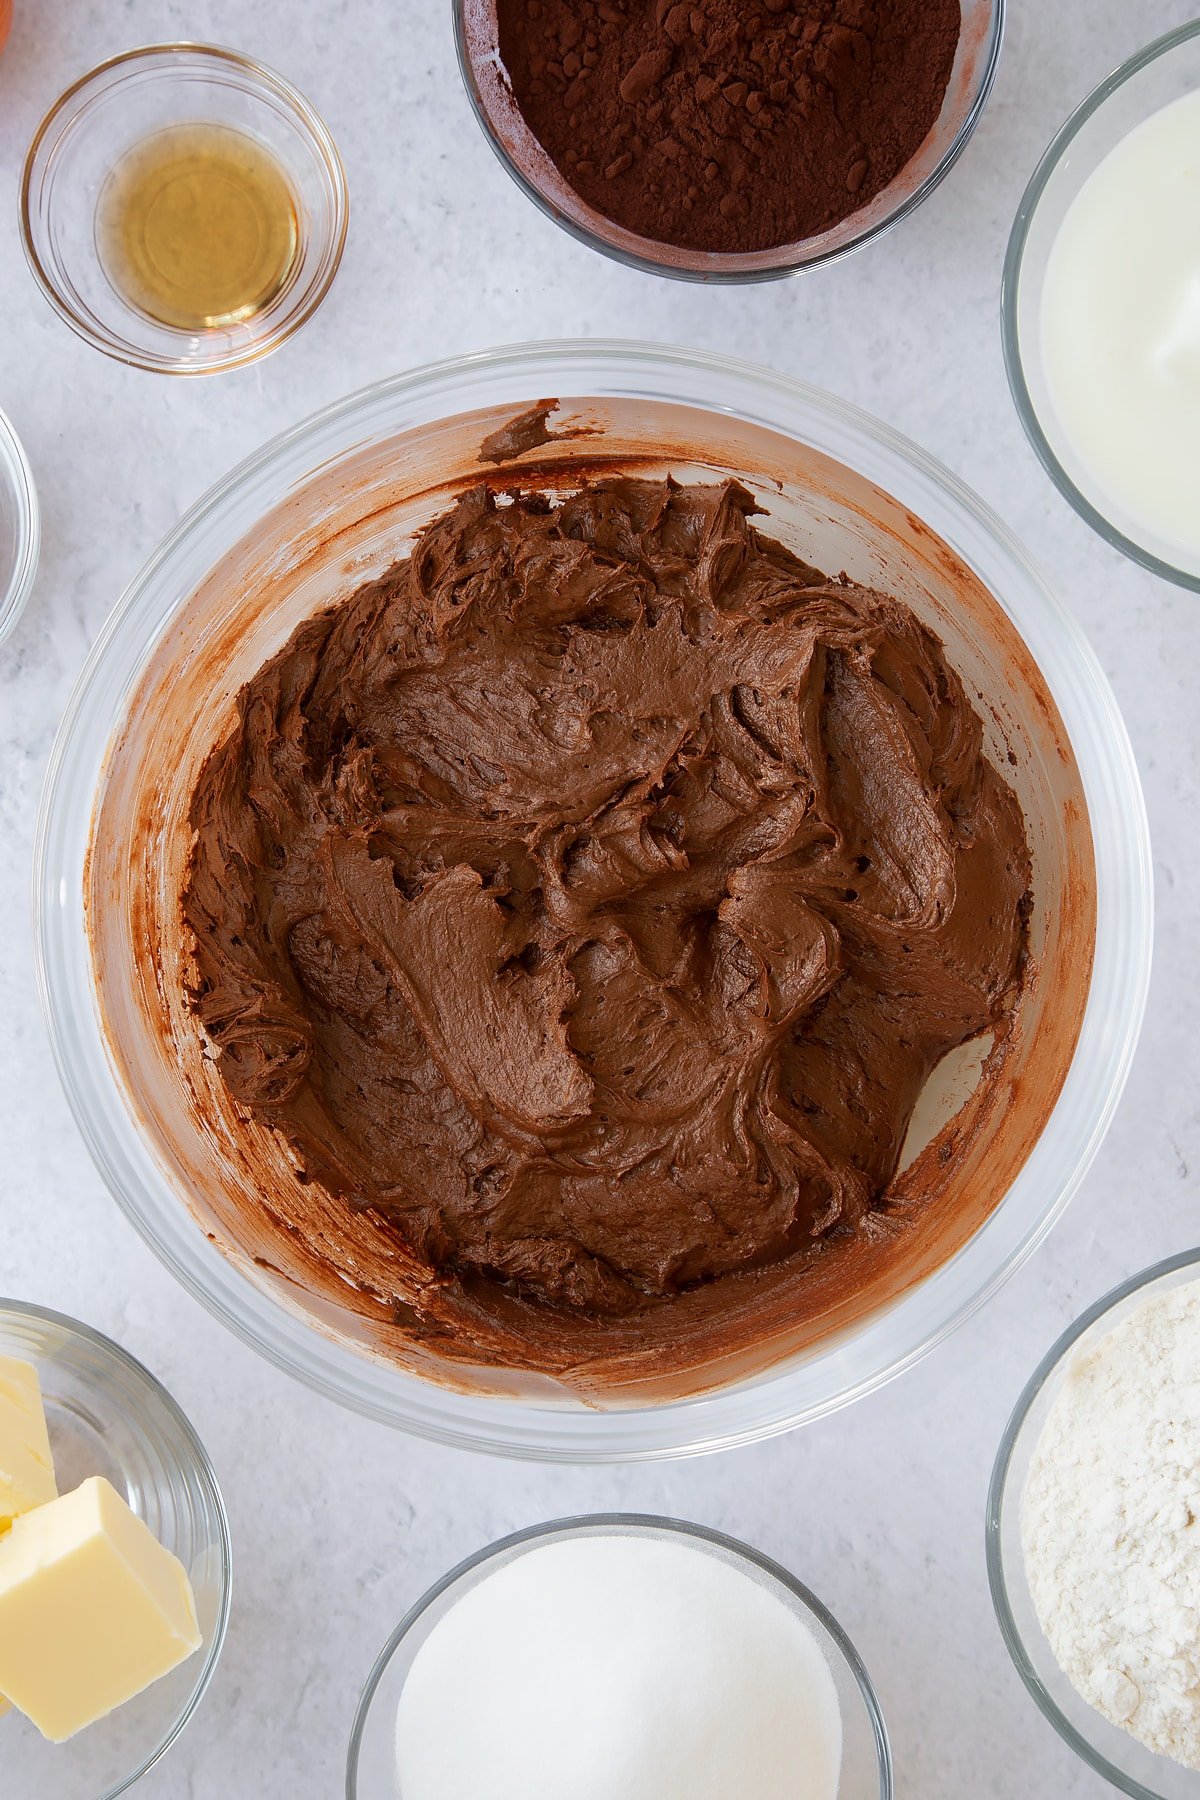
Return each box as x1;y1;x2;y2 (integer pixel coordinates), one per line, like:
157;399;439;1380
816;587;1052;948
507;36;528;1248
184;477;1030;1351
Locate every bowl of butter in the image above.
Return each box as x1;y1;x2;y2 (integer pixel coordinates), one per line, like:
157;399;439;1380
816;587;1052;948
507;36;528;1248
0;1298;230;1800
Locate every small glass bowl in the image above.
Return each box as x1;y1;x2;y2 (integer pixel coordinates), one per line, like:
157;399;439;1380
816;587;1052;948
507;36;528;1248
987;1249;1200;1799
1003;20;1200;590
454;0;1004;282
0;407;39;648
348;1514;892;1798
21;43;349;375
0;1298;232;1800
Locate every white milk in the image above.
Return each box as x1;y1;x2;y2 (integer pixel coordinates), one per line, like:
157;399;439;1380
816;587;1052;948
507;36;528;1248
394;1533;843;1800
1040;87;1200;558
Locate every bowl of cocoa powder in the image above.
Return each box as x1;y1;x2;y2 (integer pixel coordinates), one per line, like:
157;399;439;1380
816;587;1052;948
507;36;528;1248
455;0;1003;280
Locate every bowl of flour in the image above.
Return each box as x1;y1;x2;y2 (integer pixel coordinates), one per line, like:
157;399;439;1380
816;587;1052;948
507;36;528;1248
988;1249;1200;1799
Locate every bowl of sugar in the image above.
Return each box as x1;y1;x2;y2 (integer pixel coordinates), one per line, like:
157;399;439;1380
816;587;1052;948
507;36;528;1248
349;1514;891;1798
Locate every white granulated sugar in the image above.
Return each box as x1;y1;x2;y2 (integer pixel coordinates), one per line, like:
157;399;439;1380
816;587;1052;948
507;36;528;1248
1022;1278;1200;1770
394;1533;842;1800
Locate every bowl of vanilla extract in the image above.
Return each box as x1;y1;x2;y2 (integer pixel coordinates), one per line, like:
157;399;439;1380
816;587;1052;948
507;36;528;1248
21;43;349;375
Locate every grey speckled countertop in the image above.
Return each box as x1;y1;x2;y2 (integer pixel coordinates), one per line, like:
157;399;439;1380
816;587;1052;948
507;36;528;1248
2;3;1196;1794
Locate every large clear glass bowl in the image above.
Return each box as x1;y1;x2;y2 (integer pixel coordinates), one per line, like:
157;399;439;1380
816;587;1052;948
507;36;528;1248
348;1515;892;1799
987;1251;1200;1798
1002;21;1200;589
34;341;1151;1461
455;0;1004;282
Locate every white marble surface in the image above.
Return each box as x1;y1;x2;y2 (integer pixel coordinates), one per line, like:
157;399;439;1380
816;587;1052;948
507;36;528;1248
1;3;1197;1794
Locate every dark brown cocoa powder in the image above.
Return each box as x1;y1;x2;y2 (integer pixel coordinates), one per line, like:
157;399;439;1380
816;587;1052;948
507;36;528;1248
494;0;963;255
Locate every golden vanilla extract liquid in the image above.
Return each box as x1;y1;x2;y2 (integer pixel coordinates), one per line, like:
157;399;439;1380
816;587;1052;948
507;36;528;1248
98;123;299;332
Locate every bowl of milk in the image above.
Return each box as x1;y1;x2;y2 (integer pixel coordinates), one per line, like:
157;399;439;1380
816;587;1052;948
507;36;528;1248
1004;20;1200;590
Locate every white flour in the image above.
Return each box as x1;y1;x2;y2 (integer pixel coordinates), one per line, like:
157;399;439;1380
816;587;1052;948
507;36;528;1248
1022;1279;1200;1769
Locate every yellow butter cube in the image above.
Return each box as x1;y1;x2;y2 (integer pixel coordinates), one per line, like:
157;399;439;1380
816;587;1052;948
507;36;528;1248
0;1475;202;1741
0;1355;57;1531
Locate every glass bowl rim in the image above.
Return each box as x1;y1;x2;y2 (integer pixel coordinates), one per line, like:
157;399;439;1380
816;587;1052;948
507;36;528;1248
19;39;350;378
346;1510;894;1799
985;1245;1200;1799
0;1294;233;1800
1001;17;1200;593
32;337;1153;1461
451;0;1006;284
0;406;40;649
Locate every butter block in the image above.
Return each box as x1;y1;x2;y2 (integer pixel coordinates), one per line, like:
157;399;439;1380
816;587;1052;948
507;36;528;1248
0;1475;202;1741
0;1355;57;1531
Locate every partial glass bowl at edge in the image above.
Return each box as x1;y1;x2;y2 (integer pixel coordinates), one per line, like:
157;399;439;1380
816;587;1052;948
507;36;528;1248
33;341;1152;1462
0;406;39;647
0;1298;231;1800
1003;19;1200;590
20;42;349;375
454;0;1004;281
348;1515;892;1799
987;1250;1200;1800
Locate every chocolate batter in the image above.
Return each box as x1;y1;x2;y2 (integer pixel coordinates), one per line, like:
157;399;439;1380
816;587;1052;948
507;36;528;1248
184;477;1030;1363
